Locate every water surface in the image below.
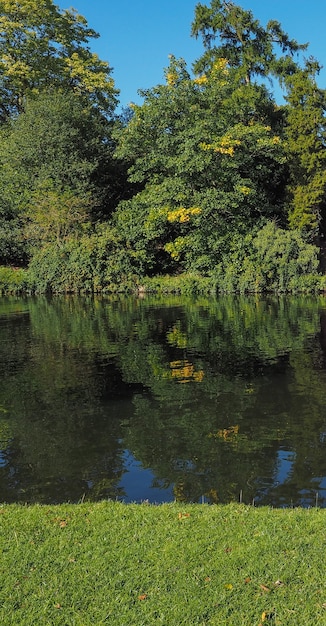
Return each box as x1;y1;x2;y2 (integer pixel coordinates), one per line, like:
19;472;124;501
1;294;326;507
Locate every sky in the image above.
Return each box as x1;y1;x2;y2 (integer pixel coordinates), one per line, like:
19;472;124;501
58;0;326;109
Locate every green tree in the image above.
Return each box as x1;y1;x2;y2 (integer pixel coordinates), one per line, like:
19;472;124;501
0;89;114;261
191;0;307;84
113;55;287;276
284;61;326;244
0;0;117;120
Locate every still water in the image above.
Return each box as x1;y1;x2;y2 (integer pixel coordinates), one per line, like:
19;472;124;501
1;294;326;507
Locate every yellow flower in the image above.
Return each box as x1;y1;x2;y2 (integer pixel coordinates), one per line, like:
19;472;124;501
200;136;240;156
167;207;202;223
213;58;229;74
166;71;177;86
194;74;208;86
238;186;251;195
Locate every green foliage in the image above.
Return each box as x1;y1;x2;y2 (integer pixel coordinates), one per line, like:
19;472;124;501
253;222;320;291
0;90;119;261
0;0;117;120
191;0;307;83
0;0;324;292
140;273;217;295
114;56;288;276
284;62;326;238
0;266;29;293
212;221;322;293
0;89;109;196
27;225;139;294
27;239;95;294
0;218;27;265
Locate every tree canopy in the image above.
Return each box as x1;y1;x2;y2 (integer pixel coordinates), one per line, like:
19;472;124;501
0;0;326;294
191;0;307;83
283;60;326;239
0;0;118;120
112;53;288;276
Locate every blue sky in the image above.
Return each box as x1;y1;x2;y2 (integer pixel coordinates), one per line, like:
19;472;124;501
59;0;326;109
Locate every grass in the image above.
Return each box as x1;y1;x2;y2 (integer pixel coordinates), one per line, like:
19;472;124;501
0;502;325;625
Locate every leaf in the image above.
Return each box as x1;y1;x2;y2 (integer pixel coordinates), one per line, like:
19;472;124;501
224;583;233;590
260;584;270;592
138;594;148;601
261;611;275;621
244;576;251;584
178;513;190;519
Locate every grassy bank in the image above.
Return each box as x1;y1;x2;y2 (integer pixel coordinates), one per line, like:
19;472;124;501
0;502;325;625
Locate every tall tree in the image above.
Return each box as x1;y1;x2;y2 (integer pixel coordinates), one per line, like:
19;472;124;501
0;0;117;120
113;55;287;276
191;0;307;84
284;60;326;243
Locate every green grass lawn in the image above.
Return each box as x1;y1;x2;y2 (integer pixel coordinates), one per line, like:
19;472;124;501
0;502;325;625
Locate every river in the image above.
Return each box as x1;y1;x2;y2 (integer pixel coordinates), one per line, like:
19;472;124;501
1;294;326;506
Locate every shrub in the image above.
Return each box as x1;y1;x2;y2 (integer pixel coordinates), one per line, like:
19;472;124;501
211;221;322;293
140;273;217;295
27;226;141;294
0;266;30;293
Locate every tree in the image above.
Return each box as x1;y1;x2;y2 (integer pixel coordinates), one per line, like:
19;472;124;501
0;89;114;260
0;0;117;120
283;60;326;245
113;55;287;276
190;0;313;252
191;0;307;84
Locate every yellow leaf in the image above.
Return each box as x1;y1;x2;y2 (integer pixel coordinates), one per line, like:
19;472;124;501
138;594;147;601
261;611;275;621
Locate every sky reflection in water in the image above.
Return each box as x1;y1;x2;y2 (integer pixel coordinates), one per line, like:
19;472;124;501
0;294;326;507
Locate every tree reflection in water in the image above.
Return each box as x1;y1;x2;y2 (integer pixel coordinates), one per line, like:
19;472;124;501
0;294;326;506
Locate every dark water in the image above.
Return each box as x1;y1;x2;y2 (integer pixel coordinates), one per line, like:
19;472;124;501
1;294;326;507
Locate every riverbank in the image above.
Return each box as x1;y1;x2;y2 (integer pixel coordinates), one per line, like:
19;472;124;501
1;264;326;296
0;501;324;625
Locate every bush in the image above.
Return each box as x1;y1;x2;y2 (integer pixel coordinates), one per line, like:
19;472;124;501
0;266;30;293
27;226;141;294
1;221;323;295
211;222;323;293
139;273;217;295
